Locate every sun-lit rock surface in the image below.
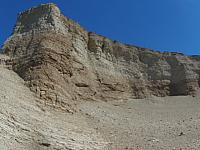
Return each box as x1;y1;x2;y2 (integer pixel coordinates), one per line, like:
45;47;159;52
3;4;200;112
0;67;107;149
1;3;200;150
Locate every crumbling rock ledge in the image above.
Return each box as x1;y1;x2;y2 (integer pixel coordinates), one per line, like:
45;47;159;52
0;54;13;69
2;3;200;111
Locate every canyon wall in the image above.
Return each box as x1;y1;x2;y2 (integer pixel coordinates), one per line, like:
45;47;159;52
2;3;200;110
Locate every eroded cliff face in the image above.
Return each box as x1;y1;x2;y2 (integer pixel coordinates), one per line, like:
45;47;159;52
2;3;200;111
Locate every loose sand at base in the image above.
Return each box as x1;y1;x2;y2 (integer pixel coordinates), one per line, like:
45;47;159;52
0;67;200;150
80;96;200;150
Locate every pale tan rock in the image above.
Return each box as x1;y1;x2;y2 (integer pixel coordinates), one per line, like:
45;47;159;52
2;3;200;111
0;67;107;150
1;3;200;150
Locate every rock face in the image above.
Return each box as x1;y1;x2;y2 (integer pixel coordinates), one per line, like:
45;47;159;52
0;54;13;69
2;3;200;111
0;67;107;150
1;3;200;150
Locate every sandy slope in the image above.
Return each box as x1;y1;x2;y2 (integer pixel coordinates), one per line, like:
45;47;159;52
79;96;200;150
0;66;200;150
0;67;107;150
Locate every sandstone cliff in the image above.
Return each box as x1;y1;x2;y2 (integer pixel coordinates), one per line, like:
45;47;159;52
2;3;200;111
1;3;200;150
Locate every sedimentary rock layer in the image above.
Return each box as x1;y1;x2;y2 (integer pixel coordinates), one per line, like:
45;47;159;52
2;3;200;110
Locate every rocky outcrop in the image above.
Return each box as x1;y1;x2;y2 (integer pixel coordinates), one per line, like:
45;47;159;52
0;67;107;150
0;54;13;69
2;3;200;111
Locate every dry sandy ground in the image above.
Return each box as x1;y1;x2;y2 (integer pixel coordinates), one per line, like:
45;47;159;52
0;67;107;150
0;66;200;150
79;96;200;150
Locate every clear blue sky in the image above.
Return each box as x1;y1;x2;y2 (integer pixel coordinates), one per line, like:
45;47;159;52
1;0;200;55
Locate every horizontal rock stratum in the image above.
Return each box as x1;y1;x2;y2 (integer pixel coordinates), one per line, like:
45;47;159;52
1;3;200;150
2;3;200;111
